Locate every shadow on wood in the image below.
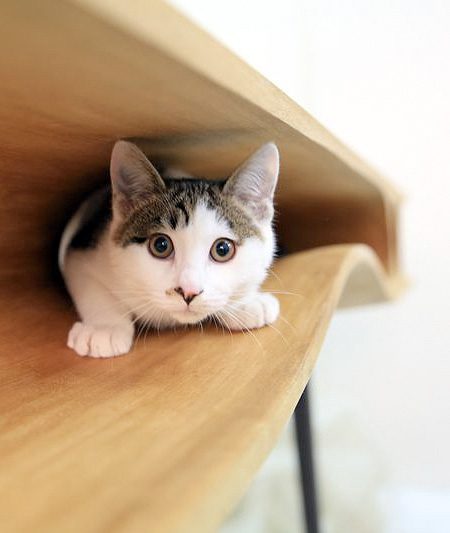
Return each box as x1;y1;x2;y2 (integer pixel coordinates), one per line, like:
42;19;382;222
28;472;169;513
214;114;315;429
0;1;404;531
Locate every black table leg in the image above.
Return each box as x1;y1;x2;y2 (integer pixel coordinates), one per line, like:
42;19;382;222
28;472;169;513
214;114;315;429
294;385;319;533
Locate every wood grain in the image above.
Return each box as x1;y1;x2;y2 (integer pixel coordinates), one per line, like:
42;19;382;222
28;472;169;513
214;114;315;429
0;1;405;531
0;0;402;286
0;245;396;533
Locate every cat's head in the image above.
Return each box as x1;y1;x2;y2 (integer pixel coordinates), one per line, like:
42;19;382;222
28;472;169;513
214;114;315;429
108;140;279;325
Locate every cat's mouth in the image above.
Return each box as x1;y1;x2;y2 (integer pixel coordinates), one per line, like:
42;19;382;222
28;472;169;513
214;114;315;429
170;306;207;324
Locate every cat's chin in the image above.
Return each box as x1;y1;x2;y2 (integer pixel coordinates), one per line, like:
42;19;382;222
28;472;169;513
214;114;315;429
170;308;208;325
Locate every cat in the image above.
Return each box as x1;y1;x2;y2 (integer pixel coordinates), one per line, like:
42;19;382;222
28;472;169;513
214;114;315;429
59;140;280;358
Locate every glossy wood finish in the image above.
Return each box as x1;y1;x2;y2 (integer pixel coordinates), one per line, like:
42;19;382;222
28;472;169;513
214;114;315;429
0;1;404;531
0;0;401;286
0;245;397;533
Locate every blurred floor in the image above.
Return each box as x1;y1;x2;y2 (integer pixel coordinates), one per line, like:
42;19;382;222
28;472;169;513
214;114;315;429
219;422;303;533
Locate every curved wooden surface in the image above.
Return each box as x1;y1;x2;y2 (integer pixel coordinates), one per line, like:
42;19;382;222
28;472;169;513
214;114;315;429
0;245;399;533
0;0;401;287
0;2;405;531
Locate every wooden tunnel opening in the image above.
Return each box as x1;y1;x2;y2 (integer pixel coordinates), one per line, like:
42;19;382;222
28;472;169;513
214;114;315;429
0;0;401;291
0;136;399;291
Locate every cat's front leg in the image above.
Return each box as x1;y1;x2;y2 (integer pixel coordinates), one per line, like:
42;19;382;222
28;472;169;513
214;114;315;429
220;292;280;331
67;321;134;358
65;257;134;358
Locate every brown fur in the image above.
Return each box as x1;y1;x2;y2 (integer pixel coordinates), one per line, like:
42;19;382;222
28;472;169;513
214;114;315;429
113;178;262;246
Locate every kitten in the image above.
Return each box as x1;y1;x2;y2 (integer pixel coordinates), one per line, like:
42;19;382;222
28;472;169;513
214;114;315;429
59;141;280;358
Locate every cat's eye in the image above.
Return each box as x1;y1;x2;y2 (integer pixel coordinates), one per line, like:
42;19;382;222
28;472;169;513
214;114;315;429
210;238;236;262
148;233;174;259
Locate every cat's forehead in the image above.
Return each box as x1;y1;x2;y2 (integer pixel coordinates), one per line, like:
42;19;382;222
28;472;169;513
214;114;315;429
113;178;261;246
173;202;234;243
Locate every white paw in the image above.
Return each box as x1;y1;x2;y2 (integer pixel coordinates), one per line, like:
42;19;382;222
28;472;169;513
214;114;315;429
227;293;280;330
67;322;134;358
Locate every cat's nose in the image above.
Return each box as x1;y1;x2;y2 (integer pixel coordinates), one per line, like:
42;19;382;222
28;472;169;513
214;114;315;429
174;287;203;305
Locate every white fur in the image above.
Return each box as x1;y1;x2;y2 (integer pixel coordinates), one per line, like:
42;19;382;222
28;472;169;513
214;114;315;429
61;142;280;358
61;202;278;358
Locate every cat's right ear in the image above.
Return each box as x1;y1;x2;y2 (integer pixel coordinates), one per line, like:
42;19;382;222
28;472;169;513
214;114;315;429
223;142;279;222
110;141;166;217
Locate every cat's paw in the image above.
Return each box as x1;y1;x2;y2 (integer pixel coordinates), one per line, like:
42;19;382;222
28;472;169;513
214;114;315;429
67;322;134;358
227;293;280;330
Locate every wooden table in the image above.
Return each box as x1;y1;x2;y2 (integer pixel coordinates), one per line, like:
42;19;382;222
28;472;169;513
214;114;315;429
0;1;404;531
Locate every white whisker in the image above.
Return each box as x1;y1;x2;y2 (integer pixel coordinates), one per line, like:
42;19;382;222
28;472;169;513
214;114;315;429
217;307;264;353
225;302;291;347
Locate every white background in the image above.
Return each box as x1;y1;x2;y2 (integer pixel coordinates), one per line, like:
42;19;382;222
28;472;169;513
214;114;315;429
169;1;450;531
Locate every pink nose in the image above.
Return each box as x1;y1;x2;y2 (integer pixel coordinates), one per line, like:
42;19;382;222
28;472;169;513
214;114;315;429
174;287;203;305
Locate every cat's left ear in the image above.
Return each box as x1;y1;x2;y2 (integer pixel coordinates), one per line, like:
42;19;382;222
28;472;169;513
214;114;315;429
110;140;166;217
223;142;279;222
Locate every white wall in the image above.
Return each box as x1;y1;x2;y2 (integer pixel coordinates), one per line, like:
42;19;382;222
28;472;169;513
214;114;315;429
298;2;450;531
169;1;450;531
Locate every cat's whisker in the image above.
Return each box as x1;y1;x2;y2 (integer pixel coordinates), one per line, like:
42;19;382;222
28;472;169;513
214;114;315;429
209;314;218;334
138;313;155;347
213;313;226;336
134;322;144;348
218;307;264;353
139;316;152;349
133;306;156;348
267;267;283;285
261;290;304;298
220;314;234;342
113;299;165;328
213;311;234;341
225;302;291;348
155;310;163;340
137;307;163;348
229;290;304;298
276;313;299;337
134;317;147;348
222;308;264;352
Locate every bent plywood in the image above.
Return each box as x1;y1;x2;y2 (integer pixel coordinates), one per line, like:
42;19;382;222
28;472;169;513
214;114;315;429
0;245;397;532
0;1;405;531
0;0;401;286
